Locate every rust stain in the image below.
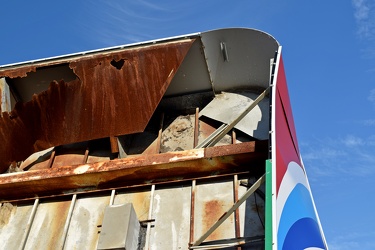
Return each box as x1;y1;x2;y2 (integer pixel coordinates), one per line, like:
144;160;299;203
203;200;224;241
0;39;195;173
131;191;151;221
46;200;71;248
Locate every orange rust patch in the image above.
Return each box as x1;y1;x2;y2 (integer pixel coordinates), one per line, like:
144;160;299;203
203;200;224;241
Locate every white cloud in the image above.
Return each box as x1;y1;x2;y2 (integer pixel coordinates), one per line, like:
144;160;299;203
301;134;375;180
80;1;181;47
341;135;363;146
352;0;375;39
353;0;370;21
329;231;375;250
361;119;375;126
368;88;375;102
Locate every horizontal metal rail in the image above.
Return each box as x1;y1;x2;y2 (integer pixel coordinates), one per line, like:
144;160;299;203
190;235;264;249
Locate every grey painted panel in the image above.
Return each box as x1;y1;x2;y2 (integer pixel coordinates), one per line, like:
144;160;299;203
201;28;279;92
167;28;279;97
97;203;140;250
166;39;212;96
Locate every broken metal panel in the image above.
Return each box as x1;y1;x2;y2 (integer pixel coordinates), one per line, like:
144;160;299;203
0;39;195;173
201;28;279;93
200;92;270;140
19;147;54;171
6;64;77;103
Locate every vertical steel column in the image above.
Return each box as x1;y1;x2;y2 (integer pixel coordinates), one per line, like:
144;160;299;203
190;108;199;246
46;150;56;168
20;198;39;250
189;180;196;246
61;148;88;249
144;113;164;249
60;194;77;249
144;185;155;250
109;190;116;206
232;130;242;250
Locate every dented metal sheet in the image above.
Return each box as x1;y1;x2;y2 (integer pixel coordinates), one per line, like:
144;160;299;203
0;39;194;173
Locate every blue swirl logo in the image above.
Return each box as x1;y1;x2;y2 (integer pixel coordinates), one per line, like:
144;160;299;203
277;162;327;250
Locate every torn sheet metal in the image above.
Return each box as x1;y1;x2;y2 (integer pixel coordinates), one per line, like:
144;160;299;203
199;92;269;140
0;40;194;173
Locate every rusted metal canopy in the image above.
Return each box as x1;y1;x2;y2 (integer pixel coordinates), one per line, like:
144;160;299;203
0;40;194;172
0;141;267;202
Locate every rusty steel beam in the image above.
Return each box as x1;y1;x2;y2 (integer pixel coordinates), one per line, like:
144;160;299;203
0;39;195;173
0;141;267;202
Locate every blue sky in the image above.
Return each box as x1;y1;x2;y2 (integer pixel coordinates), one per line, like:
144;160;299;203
2;1;375;249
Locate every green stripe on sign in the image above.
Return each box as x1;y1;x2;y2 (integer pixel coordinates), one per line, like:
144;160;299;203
265;159;273;249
